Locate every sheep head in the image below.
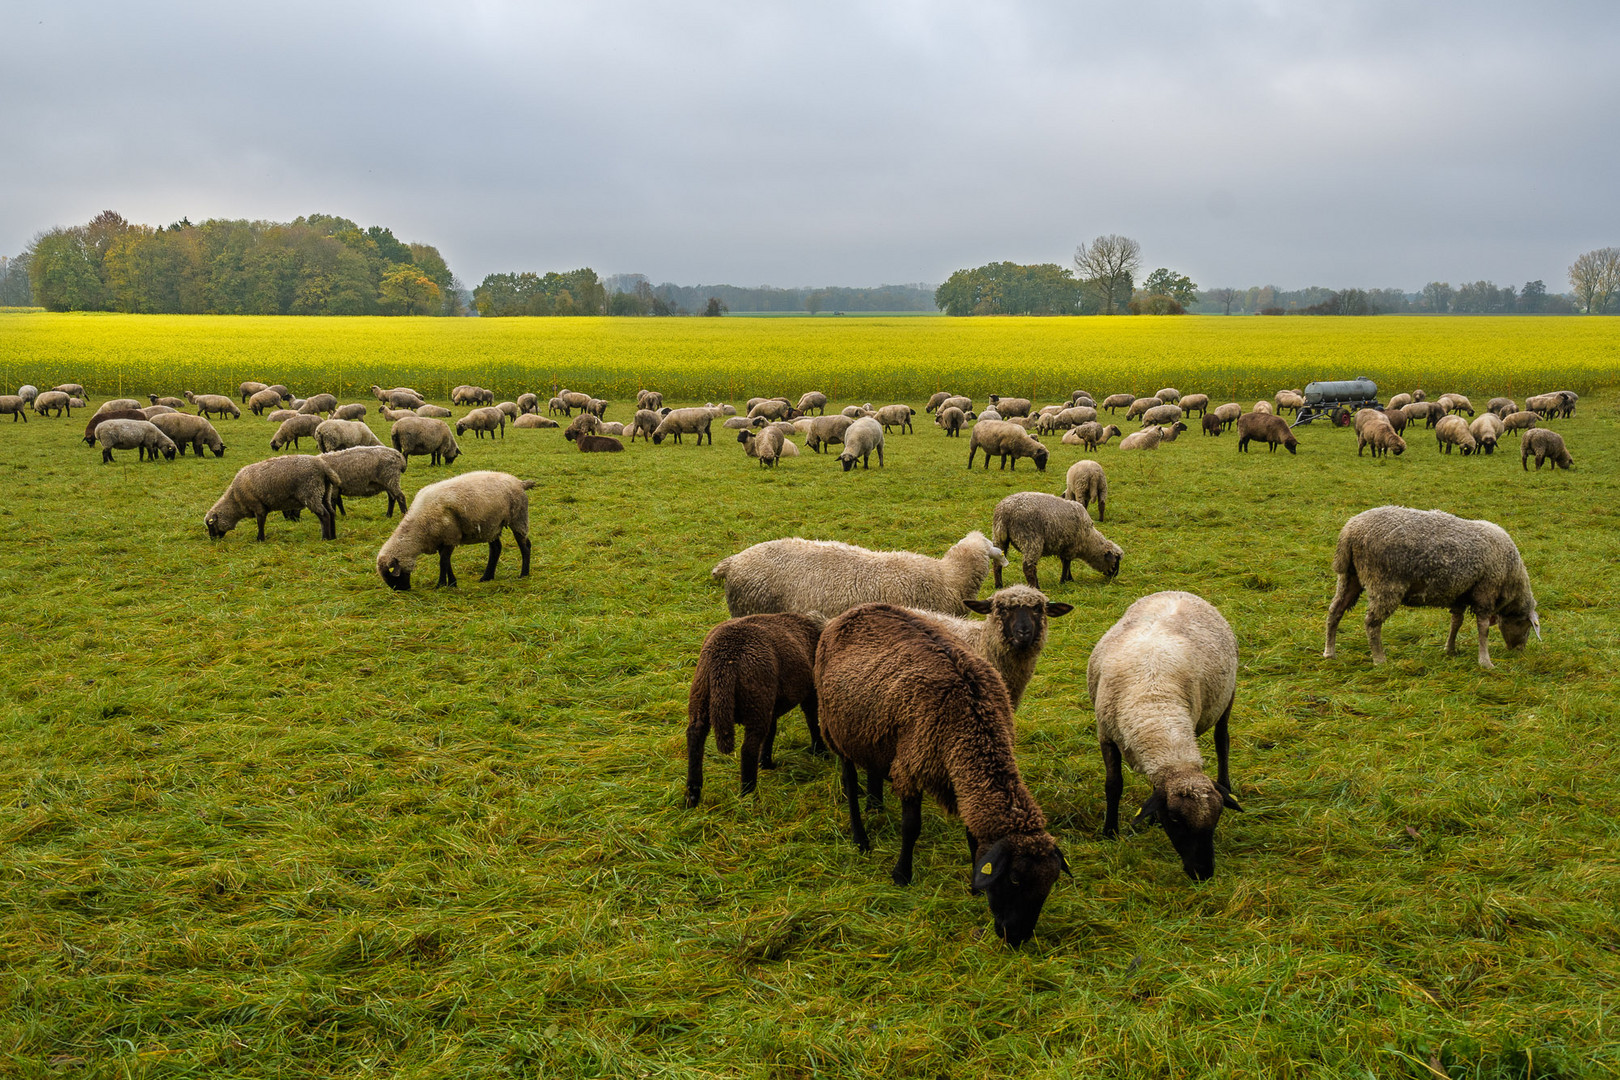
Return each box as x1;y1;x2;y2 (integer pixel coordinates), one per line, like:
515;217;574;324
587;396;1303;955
379;553;414;591
963;587;1073;652
971;833;1070;948
1133;770;1242;881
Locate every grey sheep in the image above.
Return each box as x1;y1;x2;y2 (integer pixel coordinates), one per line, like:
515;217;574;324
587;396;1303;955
451;385;496;406
925;391;952;413
1118;422;1187;450
332;403;368;421
297;393;339;417
315;418;383;453
652;406;715;445
1323;506;1540;669
939;395;972;413
391;416;461;465
94;419;178;463
186;392;241;419
1101;393;1135;413
991;491;1122;589
627;408;662;441
968;419;1048;472
495;401;521;420
841;403;876;419
416;404;452;418
270;414;324;451
1140;403;1183;427
636;389;664;411
739;425;785;467
0;395;27;423
206;455;340;541
1211;402;1241;429
1469;412;1503;455
1062;459;1107;521
987;395;1032;417
1434;414;1478;455
790;391;826;415
1486;397;1517;417
1521;428;1572;471
248;388;286;414
240;381;269;402
95;398;144;415
1356;413;1406;458
321;445;409;517
377;470;535;590
50;383;86;397
804;413;856;452
149;412;226;457
265;408;300;424
838;416;884;470
1273;390;1305;414
1063;421;1121;450
874;404;915;433
33;391;75;416
748;398;800;421
1387;393;1414;410
456;406;507;440
1154;387;1181;403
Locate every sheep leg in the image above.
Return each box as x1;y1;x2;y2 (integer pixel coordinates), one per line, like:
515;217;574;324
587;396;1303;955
759;715;779;770
1101;739;1124;838
1445;608;1465;655
684;720;708;808
438;546;457;587
1021;543;1044;589
1323;573;1363;659
1475;612;1495;669
876;444;884;468
842;758;870;852
255;513;268;541
1059;558;1073;584
866;767;885;813
801;697;826;754
993;557;1004;589
101;447;113;463
515;533;531;577
1214;697;1234;793
739;723;765;796
1364;595;1399;665
480;538;502;581
892;797;923;886
333;494;347;516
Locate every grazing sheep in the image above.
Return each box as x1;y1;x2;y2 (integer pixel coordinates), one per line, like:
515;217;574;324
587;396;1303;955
1486;397;1517;417
322;445;408;517
83;410;146;442
1434;414;1478;455
390;416;461;465
265;409;300;424
451;385;495;407
239;381;269;402
1212;402;1241;430
739;426;785;467
1154;387;1181;403
149;412;226;457
415;404;452;418
814;603;1070;948
186;392;242;420
624;408;660;442
1062;460;1107;521
1402;401;1440;428
206;455;340;541
987;395;1032;418
295;393;338;417
32;391;75;417
1550;390;1578;418
315;418;383;453
636;389;664;411
1101;393;1135;414
1521;428;1572;471
724;416;755;431
248;388;286;415
1236;412;1297;454
517;393;539;414
747;399;800;422
0;395;28;422
371;385;425;406
270;414;324;451
1383;405;1409;434
874;404;915;433
582;397;609;418
802;413;856;452
968;420;1048;472
1071;391;1096;407
513;414;559;429
904;585;1073;709
547;396;568;416
1140;403;1183;427
379;406;413;422
991;491;1122;589
939;395;972;414
1088;591;1241;881
685;613;824;807
841;403;876;419
1251;400;1274;416
93;419;178;463
1437;394;1475;416
976;407;1003;423
1063;422;1122;450
577;433;624;453
1500;410;1538;437
1324;506;1540;668
1125;396;1160;421
457;407;507;440
17;385;38;404
1524;393;1562;418
838;416;885;470
925;392;952;413
377;471;534;590
935;407;967;437
142;403;178;417
1469;412;1503;455
50;383;86;398
1200;414;1225;437
94;398;144;416
1118;422;1187;450
265;385;292;402
652;407;715;445
1179;394;1210;417
1355;412;1406;458
1273;390;1305;414
1387;393;1414;411
712;530;1006;618
1044;406;1097;432
332;403;368;421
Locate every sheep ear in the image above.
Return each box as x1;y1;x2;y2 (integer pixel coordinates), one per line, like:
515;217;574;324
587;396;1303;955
962;599;993;615
972;840;1010;893
1131;793;1163;830
1221;791;1244;812
1531;612;1542;640
1056;847;1073;878
1044;602;1074;618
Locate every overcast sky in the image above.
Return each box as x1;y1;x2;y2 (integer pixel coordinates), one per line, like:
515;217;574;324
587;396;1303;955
3;0;1616;291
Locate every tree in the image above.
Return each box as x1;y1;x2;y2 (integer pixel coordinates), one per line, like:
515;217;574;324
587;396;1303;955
380;265;442;315
1141;267;1197;308
933;262;1082;316
1420;281;1453;314
1519;279;1547;313
1569;247;1620;314
704;297;727;317
27;228;110;311
0;254;33;306
1210;287;1239;315
1074;234;1141;315
806;291;824;315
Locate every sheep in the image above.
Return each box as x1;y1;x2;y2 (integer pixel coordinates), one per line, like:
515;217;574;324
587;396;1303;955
1154;387;1181;403
1251;400;1274;415
1088;590;1242;881
976;407;1003;423
636;389;664;411
1469;412;1504;455
1387;393;1414;411
1437;394;1475;416
986;395;1032;417
814;602;1070;948
1125;396;1160;421
1212;402;1241;429
712;402;738;416
17;385;38;404
623;408;660;442
799;413;854;453
1550;390;1578;418
517;393;539;414
1041;405;1097;433
1357;418;1406;458
547;396;569;416
377;471;534;590
50;383;86;398
939;395;972;413
874;404;915;433
1521;428;1572;471
745;396;784;412
1403;401;1441;428
724;416;755;431
415;404;452;418
32;391;75;417
1486;397;1517;418
748;399;800;422
685;613;824;807
82;410;146;442
1101;393;1135;413
1273;390;1305;414
903;585;1073;709
652;407;714;445
1383;405;1409;434
0;395;28;422
315;418;383;453
239;381;269;402
371;384;425;405
1063;421;1122;450
1062;460;1107;521
991;491;1122;589
148;395;188;410
739;426;785;467
248;388;286;415
841;403;876;419
390;416;461;465
597;421;626;436
92;398;143;416
1323;505;1540;669
451;385;495;406
1140;403;1183;427
456;407;507;440
321;445;409;517
265;409;300;424
968;420;1048;472
1501;410;1539;436
925;392;952;413
1524;393;1563;418
712;530;1006;618
838;416;885;470
513;414;559;429
184;392;241;420
1118;422;1187;450
1434;414;1478;455
577;433;624;453
934;407;967;437
332;403;368;421
1200;414;1224;436
1236;412;1297;453
149;412;226;457
270;414;324;451
91;419;177;463
294;393;337;417
1070;391;1095;407
583;397;610;418
1410;389;1427;402
1178;393;1210;417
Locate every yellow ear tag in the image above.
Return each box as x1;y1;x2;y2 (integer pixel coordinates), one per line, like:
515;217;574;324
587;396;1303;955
980;862;993;875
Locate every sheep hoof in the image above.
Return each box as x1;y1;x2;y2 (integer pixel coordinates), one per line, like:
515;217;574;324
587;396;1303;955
891;868;912;886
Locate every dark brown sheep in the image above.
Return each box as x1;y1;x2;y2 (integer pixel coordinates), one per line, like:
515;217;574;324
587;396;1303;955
1521;428;1572;471
685;613;824;807
1236;412;1298;454
576;433;624;453
1201;413;1224;436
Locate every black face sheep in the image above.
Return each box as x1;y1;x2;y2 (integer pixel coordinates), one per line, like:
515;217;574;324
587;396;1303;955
0;395;28;422
651;407;714;445
747;399;801;422
1469;413;1503;454
33;391;74;417
94;419;178;463
1434;415;1478;455
377;471;535;590
1236;412;1297;453
315;418;383;453
805;413;856;452
1521;428;1571;471
904;585;1072;709
270;414;324;451
390;416;462;465
838;416;885;470
1200;413;1224;436
1062;459;1107;520
1323;506;1541;669
185;392;241;419
577;432;624;452
321;445;409;517
685;612;824;807
968;420;1048;471
874;404;915;433
149;395;189;409
1358;419;1406;458
1089;591;1242;882
1384;405;1409;434
83;410;146;442
815;603;1070;948
712;530;1008;618
991;491;1121;589
206;455;340;541
149;412;226;457
935;406;966;437
1063;421;1121;450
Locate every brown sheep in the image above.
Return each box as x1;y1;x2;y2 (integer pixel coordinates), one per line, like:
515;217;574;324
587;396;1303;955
1236;412;1297;454
1521;428;1571;471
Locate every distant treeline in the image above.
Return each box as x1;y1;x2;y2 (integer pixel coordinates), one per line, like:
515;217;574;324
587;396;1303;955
1192;281;1577;315
12;211;461;316
473;269;607;316
606;275;937;314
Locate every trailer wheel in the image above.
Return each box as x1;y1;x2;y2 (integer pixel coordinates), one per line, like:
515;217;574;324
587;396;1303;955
1332;408;1351;427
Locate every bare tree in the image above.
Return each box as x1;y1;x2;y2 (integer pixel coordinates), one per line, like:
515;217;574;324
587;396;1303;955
1074;234;1141;315
1211;287;1239;315
1569;247;1620;314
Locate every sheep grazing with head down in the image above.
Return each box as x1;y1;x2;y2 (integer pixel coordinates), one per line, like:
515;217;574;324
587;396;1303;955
925;392;952;413
206;455;340;541
1064;421;1121;450
271;414;324;451
1178;394;1210;417
1500;410;1538;436
1101;393;1135;414
1125;397;1160;421
333;403;368;422
968;420;1048;472
377;471;535;590
838;416;885;470
874;404;915;433
739;425;785;466
1434;415;1478;455
1387;393;1414;411
684;612;824;807
652;407;715;445
1324;505;1540;669
991;491;1121;589
321;445;409;517
1273;390;1305;414
149;412;226;457
33;391;76;417
516;394;539;415
83;410;146;442
712;530;1007;618
94;419;178;463
1236;412;1296;453
1356;413;1406;458
457;407;507;440
986;395;1032;418
0;395;29;423
315;418;383;453
1486;397;1516;418
248;388;285;415
935;407;967;437
1469;412;1503;455
1089;590;1242;881
1521;428;1571;471
391;416;461;465
1062;459;1107;520
185;392;241;420
814;602;1071;948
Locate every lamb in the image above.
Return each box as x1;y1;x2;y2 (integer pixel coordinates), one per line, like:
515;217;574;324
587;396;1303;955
1101;393;1135;413
1200;414;1224;436
1324;506;1540;668
577;433;624;453
1273;390;1305;414
814;603;1070;948
1063;421;1121;450
0;395;28;422
904;585;1073;709
321;445;409;517
1125;396;1160;421
986;395;1032;417
17;385;38;404
1118;422;1187;450
1434;414;1478;455
270;414;324;451
1212;402;1241;429
377;471;534;590
1236;412;1297;453
390;416;462;465
874;404;915;433
451;385;495;406
685;613;824;807
1521;428;1572;471
739;426;785;467
185;392;242;419
206;455;340;541
32;391;75;417
925;392;952;413
517;393;539;414
652;407;715;445
1179;393;1210;417
1469;412;1504;455
636;389;664;411
1501;410;1538;436
240;381;269;402
1088;591;1242;881
841;403;876;419
315;418;383;453
1154;387;1181;403
991;491;1122;589
1486;397;1517;417
513;414;559;429
1061;459;1107;521
934;407;967;437
1140;403;1183;427
712;530;1007;618
149;412;226;457
92;419;178;463
456;407;507;440
332;403;368;421
248;388;286;415
939;395;972;413
83;410;146;442
968;420;1048;472
547;396;568;416
837;416;885;470
415;404;452;418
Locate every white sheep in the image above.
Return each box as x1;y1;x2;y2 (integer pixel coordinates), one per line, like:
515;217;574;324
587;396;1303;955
94;419;178;463
315;418;383;453
991;491;1122;589
1061;459;1107;521
377;471;536;590
838;416;884;470
904;585;1073;708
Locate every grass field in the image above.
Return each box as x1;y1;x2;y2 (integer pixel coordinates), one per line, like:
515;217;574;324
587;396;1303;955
0;313;1617;1078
